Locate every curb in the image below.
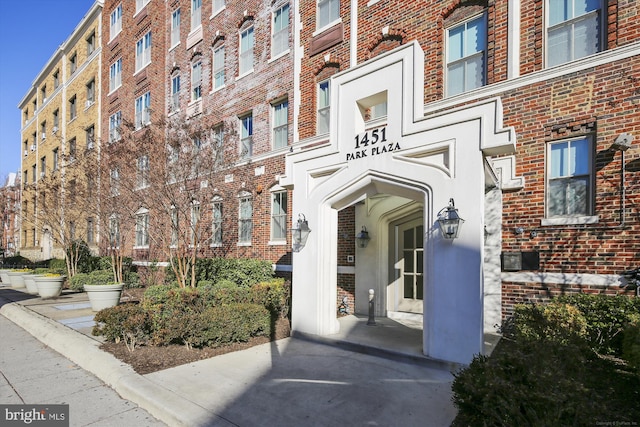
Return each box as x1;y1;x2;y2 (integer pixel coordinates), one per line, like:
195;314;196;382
0;301;221;427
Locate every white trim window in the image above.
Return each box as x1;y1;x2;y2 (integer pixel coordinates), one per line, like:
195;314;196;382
135;208;150;248
86;32;96;56
317;0;339;30
110;168;120;196
239;26;254;75
191;0;202;30
135;92;151;129
213;124;224;167
213;0;225;15
272;99;288;149
110;4;122;40
136;0;150;14
317;79;330;135
69;95;77;120
85;125;95;150
238;192;253;244
109;215;120;248
171;8;181;48
86;79;95;105
70;53;77;74
240;114;253;158
270;189;287;241
109;58;122;92
135;31;152;72
272;3;290;57
170;206;179;247
446;14;486;97
191;60;202;101
211;196;223;246
546;0;602;67
213;45;225;89
136;155;150;189
109;111;122;143
190;202;201;246
171;74;181;112
547;136;593;217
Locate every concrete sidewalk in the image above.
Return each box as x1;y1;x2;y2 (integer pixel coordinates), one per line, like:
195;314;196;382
0;285;458;426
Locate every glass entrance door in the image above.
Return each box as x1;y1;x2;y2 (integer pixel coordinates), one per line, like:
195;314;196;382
396;218;424;313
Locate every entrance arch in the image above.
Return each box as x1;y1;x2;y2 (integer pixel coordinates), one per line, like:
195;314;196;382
281;41;515;364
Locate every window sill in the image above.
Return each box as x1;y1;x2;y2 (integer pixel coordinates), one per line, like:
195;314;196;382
210;6;225;20
268;240;287;246
237;242;252;247
133;245;150;250
108;86;121;97
210;243;223;248
236;70;254;81
169;41;180;52
312;19;342;37
210;84;225;94
133;63;151;77
269;49;290;63
540;216;599;226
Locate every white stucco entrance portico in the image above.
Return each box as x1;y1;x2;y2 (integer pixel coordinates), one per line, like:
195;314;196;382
281;41;515;364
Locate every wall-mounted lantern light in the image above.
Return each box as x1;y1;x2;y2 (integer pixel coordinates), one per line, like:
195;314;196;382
437;198;464;240
291;214;311;252
356;226;371;248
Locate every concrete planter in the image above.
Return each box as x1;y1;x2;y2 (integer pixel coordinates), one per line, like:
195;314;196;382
0;269;11;285
84;284;124;311
34;275;66;298
7;271;28;289
23;275;42;295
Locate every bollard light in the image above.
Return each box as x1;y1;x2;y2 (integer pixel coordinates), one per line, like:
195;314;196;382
291;214;311;252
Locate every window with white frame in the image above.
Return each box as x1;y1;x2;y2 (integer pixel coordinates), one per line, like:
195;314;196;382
109;215;120;248
53;148;59;171
135;209;150;247
213;124;224;166
238;193;252;244
109;111;122;143
40;121;46;140
41;85;46;102
85;125;95;150
167;144;179;183
110;168;120;196
87;32;96;55
318;0;339;30
546;0;602;67
170;206;179;247
69;138;77;159
213;45;225;89
137;155;150;189
240;114;253;158
40;156;46;178
53;70;60;89
171;74;181;111
547;136;593;217
191;0;202;30
213;0;225;14
136;0;150;13
272;99;288;149
446;14;486;97
271;190;287;241
272;4;290;57
70;53;77;74
110;5;122;40
87;218;94;244
191;60;202;100
135;92;151;129
86;79;95;104
190;202;201;245
135;31;152;72
239;26;254;75
317;79;330;134
69;95;77;120
211;196;223;246
109;58;122;92
171;8;181;47
53;109;59;129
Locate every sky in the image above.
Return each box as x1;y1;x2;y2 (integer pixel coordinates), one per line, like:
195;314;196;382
0;0;95;184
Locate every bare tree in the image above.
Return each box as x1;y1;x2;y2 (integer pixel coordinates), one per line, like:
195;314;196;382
102;112;239;287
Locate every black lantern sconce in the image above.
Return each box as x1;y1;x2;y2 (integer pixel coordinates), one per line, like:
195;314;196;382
437;198;464;240
356;226;371;248
291;214;311;252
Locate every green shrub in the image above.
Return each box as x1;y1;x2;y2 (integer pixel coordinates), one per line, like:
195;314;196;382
504;302;588;346
250;278;290;318
2;255;33;268
69;272;90;291
556;294;640;355
92;304;151;351
166;258;275;288
48;258;66;272
622;313;640;375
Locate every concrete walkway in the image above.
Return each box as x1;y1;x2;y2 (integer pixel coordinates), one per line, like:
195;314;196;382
0;285;458;426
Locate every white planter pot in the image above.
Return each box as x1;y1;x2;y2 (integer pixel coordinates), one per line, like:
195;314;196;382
7;271;28;289
84;284;124;311
23;275;42;295
0;269;11;285
34;276;66;298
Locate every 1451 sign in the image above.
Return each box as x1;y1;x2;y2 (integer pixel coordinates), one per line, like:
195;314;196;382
347;126;401;161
